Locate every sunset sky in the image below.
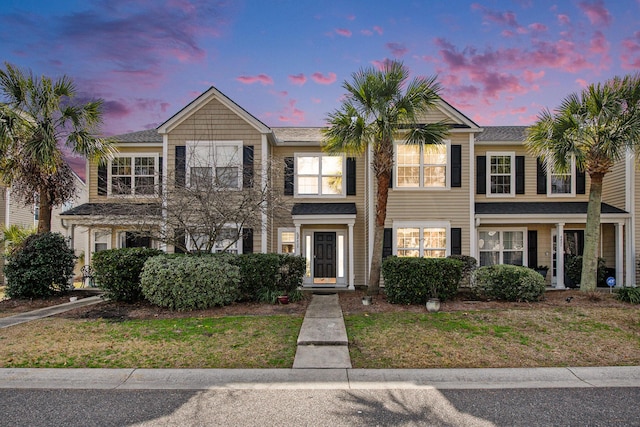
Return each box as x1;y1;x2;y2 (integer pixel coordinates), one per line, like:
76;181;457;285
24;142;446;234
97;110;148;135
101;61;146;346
1;1;639;145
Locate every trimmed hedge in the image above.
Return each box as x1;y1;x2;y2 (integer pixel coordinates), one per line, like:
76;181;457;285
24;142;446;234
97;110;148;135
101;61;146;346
92;247;163;302
4;232;76;298
473;264;546;302
615;286;640;304
382;257;463;304
140;255;240;310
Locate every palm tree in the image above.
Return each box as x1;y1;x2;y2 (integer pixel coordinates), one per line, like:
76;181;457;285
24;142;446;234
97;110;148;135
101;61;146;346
526;73;640;291
323;61;449;295
0;62;114;232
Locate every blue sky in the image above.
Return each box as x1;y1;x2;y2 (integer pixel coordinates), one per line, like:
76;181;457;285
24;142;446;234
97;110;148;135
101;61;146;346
1;0;639;139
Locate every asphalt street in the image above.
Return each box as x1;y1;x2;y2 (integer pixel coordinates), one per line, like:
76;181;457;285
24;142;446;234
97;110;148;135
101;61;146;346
1;387;639;426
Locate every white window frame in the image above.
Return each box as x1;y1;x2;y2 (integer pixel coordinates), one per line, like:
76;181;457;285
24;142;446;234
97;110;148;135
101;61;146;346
294;153;345;198
185;141;243;190
394;140;451;190
478;228;527;267
547;156;576;197
93;229;112;253
278;227;297;254
186;226;243;254
486;151;515;197
108;153;160;197
393;221;450;258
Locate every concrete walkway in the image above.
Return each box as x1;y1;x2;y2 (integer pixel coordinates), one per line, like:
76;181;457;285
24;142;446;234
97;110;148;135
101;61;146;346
0;296;103;329
293;293;352;369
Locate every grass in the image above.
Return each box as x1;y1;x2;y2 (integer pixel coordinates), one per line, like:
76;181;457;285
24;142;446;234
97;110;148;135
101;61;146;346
345;307;640;368
0;315;302;368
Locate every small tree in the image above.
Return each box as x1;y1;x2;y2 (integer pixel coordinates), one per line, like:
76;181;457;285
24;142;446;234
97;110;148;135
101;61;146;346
4;232;76;298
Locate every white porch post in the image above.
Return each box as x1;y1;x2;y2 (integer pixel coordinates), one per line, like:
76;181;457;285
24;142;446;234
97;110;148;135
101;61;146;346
615;222;624;287
556;223;565;289
348;223;355;290
295;225;301;256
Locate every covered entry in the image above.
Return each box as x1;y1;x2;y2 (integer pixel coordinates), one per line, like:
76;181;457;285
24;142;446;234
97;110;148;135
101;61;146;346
292;203;356;289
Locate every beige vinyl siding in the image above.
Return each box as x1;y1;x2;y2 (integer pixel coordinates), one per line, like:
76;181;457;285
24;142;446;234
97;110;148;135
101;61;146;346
386;133;472;255
602;159;626;209
166;97;264;253
414;109;456;124
271;144;368;286
475;144;591;202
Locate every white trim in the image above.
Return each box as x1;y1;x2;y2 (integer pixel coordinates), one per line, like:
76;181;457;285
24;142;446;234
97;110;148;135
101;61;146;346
292;214;356;226
294;152;346;198
277;227;296;254
392;221;451;257
469;133;476;258
301;228;349;287
261;134;268;253
626;150;635;286
367;144;374;288
477;227;527;267
393;140;451;190
161;134;168;252
4;187;10;227
486;151;516;197
107;152;160;198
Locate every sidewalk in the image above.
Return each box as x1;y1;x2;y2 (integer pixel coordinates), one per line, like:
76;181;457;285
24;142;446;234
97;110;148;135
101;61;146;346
0;296;103;328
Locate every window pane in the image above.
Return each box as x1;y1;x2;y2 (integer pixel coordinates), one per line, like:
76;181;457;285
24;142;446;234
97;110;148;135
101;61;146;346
490;156;511;174
424;249;446;258
423;145;446;164
135;176;155;195
479;231;500;250
398;249;420;257
190;167;212;188
503;231;523;250
479;252;498;266
397;166;420;187
397;145;420;165
322;156;342;176
397;228;420;250
281;232;295;243
423;228;446;248
321;176;342;194
491;175;511;194
503;251;523;265
424;166;446;187
216;145;239;166
111;176;131;194
297;156;319;174
298;176;319;194
112;157;131;175
134;157;155;175
551;175;571;194
216;166;238;188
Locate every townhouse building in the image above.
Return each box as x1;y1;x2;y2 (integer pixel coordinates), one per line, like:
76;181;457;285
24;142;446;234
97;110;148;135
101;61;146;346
59;87;636;289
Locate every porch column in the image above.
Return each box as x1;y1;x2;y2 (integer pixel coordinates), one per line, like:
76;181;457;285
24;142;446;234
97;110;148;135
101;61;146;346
615;222;624;287
348;223;355;290
556;222;565;289
295;225;301;256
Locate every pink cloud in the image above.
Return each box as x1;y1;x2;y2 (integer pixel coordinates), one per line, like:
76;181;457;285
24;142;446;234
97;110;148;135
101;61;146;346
371;58;395;71
621;31;640;69
502;30;515;38
361;29;373;36
311;98;321;104
278;99;305;124
528;22;547;32
288;73;307;86
311;72;337;85
236;74;274;85
523;70;544;83
557;14;570;25
335;28;352;37
373;26;383;35
578;0;612;26
575;78;588;88
386;42;408;57
471;3;521;28
589;30;610;68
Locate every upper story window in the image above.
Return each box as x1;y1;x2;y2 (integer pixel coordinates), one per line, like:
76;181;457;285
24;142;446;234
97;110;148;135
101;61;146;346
548;157;576;196
295;153;344;196
189;228;241;254
109;154;158;196
394;222;449;258
487;152;515;196
395;142;449;188
186;141;242;189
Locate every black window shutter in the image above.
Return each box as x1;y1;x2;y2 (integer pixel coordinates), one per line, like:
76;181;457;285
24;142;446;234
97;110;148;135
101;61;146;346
382;228;393;259
451;145;462;187
176;146;186;187
174;229;186;254
97;163;108;196
476;156;486;194
389;168;393;189
537;158;547;194
346;157;356;195
158;156;163;195
576;167;586;194
451;228;462;255
528;230;538;268
242;228;253;254
243;146;254;188
516;156;525;194
284;157;294;195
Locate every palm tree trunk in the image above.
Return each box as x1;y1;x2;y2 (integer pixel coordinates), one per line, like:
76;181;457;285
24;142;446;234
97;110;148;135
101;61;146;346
580;173;603;291
368;163;392;296
37;187;52;234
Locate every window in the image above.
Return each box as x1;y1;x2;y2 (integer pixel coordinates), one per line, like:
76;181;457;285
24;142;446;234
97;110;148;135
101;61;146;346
109;154;158;196
93;230;111;253
396;142;448;188
278;228;296;254
395;223;448;258
487;152;514;196
188;228;241;254
186;141;242;189
478;229;525;266
118;232;152;249
295;154;344;196
548;157;575;196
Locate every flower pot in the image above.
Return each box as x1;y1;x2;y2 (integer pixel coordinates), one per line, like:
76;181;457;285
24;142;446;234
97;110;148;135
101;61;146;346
362;296;372;306
426;298;441;312
277;295;289;305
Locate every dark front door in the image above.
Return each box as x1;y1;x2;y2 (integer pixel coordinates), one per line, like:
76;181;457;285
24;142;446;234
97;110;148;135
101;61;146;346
314;232;336;283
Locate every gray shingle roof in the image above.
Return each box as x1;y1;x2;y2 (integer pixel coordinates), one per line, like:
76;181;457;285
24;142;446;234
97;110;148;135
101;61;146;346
475;202;627;215
476;126;527;142
61;203;162;216
292;203;357;215
111;129;162;143
272;127;325;143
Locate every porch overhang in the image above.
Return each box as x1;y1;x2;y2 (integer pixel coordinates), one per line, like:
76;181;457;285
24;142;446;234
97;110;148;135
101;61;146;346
59;203;162;226
291;203;357;226
475;202;629;225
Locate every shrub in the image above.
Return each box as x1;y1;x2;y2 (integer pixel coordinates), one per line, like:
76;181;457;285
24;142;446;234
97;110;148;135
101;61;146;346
473;264;546;302
234;253;306;302
615;286;640;304
565;255;606;287
4;232;76;298
140;255;240;310
447;254;477;287
92;247;163;302
382;257;463;304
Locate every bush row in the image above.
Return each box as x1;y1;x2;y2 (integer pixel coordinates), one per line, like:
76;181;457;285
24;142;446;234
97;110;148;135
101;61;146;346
472;264;546;302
